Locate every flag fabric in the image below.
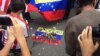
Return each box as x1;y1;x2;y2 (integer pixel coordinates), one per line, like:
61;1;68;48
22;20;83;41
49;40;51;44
32;27;64;45
27;0;67;22
26;4;38;12
26;0;38;12
0;0;10;12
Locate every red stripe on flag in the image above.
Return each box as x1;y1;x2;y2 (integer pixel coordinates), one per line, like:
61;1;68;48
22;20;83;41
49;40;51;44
27;4;38;12
40;10;66;22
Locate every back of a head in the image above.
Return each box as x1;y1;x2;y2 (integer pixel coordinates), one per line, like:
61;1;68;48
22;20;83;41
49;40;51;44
9;0;25;13
77;0;94;8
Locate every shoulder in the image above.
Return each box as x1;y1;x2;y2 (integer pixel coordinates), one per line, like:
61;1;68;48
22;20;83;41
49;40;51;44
65;12;89;32
65;14;81;27
66;10;100;25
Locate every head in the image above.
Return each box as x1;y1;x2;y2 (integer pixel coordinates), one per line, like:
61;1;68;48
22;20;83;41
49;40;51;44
8;0;25;13
77;0;95;11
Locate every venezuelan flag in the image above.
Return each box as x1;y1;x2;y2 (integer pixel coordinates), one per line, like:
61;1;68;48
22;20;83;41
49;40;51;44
26;0;38;12
27;0;67;22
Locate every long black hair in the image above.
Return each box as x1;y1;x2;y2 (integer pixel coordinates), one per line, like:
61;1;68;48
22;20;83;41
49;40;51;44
8;0;25;13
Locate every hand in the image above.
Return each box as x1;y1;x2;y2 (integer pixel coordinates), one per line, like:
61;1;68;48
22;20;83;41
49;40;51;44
9;17;25;38
10;16;31;56
78;26;99;56
7;26;15;43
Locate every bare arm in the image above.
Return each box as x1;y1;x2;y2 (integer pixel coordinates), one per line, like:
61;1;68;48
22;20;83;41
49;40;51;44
0;40;13;56
10;17;31;56
0;27;15;56
17;37;31;56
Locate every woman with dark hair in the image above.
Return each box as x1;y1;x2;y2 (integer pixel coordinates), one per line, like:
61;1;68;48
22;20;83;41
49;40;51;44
1;0;29;55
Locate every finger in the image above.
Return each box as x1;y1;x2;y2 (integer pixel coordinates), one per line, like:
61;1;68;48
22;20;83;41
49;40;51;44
7;26;10;33
85;26;89;39
78;34;83;47
94;42;99;51
10;17;17;26
88;26;93;40
13;18;21;27
9;26;15;33
7;26;13;37
7;26;13;33
7;26;16;42
81;27;87;40
9;26;14;30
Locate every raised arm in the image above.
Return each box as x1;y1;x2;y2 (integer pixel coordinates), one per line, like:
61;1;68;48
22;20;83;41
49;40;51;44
10;17;31;56
0;27;15;56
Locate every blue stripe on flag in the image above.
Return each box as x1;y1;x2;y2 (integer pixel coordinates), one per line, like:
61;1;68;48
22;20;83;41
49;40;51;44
34;31;62;40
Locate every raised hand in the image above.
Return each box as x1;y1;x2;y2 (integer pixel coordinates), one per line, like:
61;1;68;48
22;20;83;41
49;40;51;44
78;26;99;56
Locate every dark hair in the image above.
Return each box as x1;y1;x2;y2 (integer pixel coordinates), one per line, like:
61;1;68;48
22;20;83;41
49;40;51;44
24;0;30;4
9;0;25;13
77;0;94;8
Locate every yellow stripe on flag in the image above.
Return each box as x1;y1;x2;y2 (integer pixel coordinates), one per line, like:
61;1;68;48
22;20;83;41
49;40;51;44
35;0;61;4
